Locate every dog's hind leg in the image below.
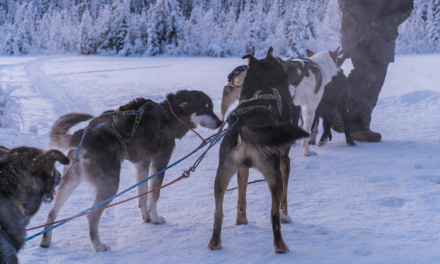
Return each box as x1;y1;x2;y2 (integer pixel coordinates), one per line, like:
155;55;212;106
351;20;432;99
208;163;237;250
39;163;82;248
309;116;319;145
86;161;121;252
135;160;151;223
235;167;249;225
147;158;170;225
338;102;356;146
302;107;318;156
319;118;332;147
280;149;292;223
257;157;289;253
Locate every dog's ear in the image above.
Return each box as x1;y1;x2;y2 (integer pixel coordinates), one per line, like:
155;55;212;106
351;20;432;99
266;46;276;59
40;150;69;170
330;47;340;64
242;54;258;67
306;49;316;58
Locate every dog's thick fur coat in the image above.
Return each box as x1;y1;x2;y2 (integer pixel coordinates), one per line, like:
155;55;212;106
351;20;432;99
40;90;222;252
207;48;309;253
0;147;68;264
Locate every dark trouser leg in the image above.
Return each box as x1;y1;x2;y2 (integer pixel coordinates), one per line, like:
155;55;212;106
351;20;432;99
347;59;389;132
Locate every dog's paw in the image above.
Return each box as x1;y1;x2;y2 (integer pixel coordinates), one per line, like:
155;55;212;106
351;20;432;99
39;239;51;248
304;151;317;156
280;213;292;224
346;140;356;146
141;210;151;223
150;216;166;225
234;217;248;225
318;140;327;147
207;239;223;250
274;242;289;254
94;242;111;252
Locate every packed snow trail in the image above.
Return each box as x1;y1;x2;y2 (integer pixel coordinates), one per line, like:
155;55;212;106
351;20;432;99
0;55;438;264
24;57;93;115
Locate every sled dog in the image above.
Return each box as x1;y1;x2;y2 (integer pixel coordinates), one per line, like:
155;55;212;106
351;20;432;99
310;69;356;147
275;48;340;156
0;146;68;264
207;47;309;253
220;65;248;122
39;90;222;252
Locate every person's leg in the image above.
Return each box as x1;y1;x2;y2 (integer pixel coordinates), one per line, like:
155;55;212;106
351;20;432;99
346;59;389;141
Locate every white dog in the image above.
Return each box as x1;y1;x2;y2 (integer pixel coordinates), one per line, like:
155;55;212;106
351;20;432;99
279;48;340;156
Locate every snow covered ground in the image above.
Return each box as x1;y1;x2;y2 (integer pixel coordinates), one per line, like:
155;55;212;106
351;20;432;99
1;54;439;263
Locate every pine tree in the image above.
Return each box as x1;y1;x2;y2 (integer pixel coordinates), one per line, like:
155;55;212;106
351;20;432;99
95;5;113;54
78;9;95;55
164;0;184;55
145;3;161;55
112;0;130;55
427;0;440;52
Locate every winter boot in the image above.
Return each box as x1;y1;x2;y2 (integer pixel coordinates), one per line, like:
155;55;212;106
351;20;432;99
350;130;382;142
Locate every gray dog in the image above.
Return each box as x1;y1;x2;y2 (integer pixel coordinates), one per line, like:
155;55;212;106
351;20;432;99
0;146;68;264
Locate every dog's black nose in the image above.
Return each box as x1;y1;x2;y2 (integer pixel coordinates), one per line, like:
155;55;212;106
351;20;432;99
215;119;223;128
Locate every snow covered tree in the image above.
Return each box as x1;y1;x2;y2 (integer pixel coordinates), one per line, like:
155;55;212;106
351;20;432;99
94;4;113;54
145;3;161;55
112;0;131;55
78;9;95;55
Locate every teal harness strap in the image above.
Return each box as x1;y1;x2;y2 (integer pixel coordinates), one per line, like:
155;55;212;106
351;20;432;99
238;88;283;117
283;58;314;87
230;104;272;117
104;100;169;162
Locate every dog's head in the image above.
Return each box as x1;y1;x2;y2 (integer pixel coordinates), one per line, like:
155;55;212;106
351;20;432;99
242;47;288;89
306;47;340;76
167;90;222;130
0;147;69;211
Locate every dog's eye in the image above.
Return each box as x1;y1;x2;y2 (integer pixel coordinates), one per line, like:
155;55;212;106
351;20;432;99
205;104;209;108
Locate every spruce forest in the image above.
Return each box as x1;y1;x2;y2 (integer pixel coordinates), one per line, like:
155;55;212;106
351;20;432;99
0;0;436;57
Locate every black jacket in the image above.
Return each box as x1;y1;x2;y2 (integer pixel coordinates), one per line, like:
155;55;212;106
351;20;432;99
338;0;414;62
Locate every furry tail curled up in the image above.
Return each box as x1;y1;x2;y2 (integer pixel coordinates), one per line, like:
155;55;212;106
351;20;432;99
49;113;93;150
241;123;309;154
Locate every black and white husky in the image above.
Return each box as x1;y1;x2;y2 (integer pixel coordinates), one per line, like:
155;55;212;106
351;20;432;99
39;90;222;252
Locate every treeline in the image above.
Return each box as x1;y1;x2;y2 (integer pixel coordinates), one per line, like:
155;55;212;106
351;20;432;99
0;0;436;57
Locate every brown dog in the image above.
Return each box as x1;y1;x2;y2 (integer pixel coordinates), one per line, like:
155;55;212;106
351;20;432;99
0;146;68;264
207;48;309;253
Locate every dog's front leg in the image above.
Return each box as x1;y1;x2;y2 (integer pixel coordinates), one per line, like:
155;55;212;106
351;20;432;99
147;166;166;224
208;163;236;250
302;108;318;156
135;160;151;223
88;170;120;252
235;167;249;225
280;149;292;223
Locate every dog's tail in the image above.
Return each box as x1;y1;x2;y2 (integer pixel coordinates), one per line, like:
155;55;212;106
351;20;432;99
241;123;309;154
50;113;93;150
